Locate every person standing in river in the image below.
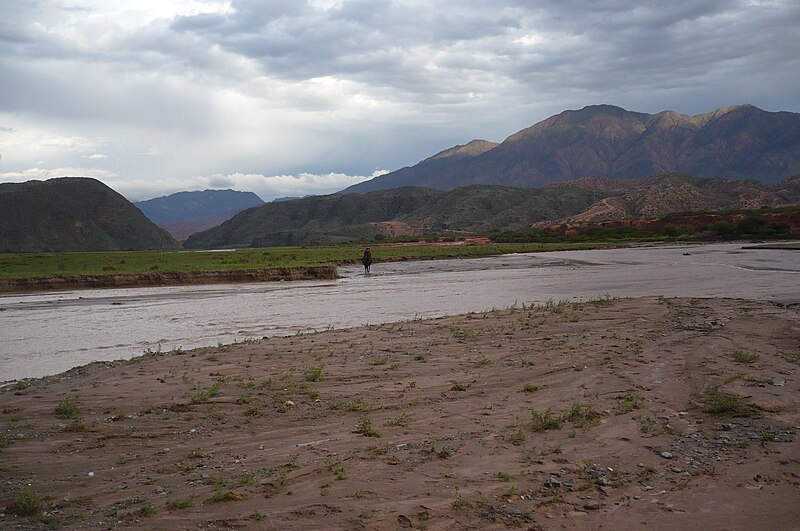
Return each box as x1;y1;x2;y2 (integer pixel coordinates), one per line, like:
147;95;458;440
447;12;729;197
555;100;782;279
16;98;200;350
361;247;373;273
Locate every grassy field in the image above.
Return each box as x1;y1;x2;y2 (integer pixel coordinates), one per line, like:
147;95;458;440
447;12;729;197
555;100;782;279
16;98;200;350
0;242;618;279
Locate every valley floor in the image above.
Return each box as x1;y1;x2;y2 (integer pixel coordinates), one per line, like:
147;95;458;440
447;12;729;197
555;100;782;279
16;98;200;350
1;296;798;530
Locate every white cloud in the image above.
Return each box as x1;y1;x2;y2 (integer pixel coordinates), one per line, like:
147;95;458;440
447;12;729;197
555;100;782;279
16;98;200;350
0;167;117;182
105;169;388;201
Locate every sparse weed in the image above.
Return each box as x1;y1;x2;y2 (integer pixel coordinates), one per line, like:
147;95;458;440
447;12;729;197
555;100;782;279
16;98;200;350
388;412;410;427
702;392;754;417
510;428;526;446
14;487;42;516
732;350;760;364
192;382;222;403
55;396;81;418
531;408;562;431
614;393;643;414
304;365;324;381
354;416;381;437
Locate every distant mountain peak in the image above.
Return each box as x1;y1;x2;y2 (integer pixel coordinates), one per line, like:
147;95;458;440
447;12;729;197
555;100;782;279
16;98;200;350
425;139;499;162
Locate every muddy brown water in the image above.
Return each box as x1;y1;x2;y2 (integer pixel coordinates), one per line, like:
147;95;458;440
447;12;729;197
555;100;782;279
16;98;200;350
1;242;798;381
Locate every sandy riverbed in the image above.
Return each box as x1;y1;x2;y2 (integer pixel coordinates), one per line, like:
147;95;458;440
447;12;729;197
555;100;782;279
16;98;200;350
1;296;798;530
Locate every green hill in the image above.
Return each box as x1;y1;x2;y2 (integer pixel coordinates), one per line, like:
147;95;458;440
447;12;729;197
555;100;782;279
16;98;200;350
0;177;180;252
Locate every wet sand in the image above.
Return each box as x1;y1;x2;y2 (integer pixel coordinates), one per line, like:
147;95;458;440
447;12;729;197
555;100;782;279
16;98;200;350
2;296;798;529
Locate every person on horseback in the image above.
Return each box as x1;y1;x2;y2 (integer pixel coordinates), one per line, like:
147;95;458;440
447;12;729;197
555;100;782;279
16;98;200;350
361;247;373;273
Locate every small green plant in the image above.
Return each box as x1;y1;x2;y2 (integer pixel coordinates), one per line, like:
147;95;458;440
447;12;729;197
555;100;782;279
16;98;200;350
497;472;512;482
452;487;472;509
732;350;760;364
166;498;193;510
473;358;492;368
208;490;245;503
564;403;602;428
137;502;156;516
702;392;754;416
65;416;88;432
531;408;562;431
304;365;324;381
14;487;42;516
510;428;526;446
55;396;81;418
429;444;454;459
523;384;539;393
388;412;410;427
614;393;643;414
192;382;221;403
451;382;468;392
354;416;381;437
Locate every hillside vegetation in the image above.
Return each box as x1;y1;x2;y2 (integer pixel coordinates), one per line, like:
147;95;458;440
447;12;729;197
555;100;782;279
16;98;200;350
0;178;179;253
185;174;799;249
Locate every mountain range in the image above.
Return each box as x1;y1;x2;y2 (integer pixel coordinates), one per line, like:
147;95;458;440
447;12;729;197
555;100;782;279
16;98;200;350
344;104;800;193
134;189;264;241
184;174;800;249
0;178;179;253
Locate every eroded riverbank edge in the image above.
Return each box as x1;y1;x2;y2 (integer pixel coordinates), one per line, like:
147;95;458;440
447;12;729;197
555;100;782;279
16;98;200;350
0;266;338;293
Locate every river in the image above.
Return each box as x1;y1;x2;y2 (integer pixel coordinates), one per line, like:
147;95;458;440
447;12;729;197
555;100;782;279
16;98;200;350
1;242;798;381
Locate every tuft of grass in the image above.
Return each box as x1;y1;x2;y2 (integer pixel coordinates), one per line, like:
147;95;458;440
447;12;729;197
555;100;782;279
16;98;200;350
429;444;455;459
55;396;81;419
523;384;539;393
14;487;42;516
166;498;194;510
192;382;221;403
563;403;602;429
304;365;324;381
388;412;410;427
510;428;526;446
450;382;468;392
731;350;760;364
531;408;563;431
354;416;381;438
614;393;643;414
208;490;245;503
702;392;754;417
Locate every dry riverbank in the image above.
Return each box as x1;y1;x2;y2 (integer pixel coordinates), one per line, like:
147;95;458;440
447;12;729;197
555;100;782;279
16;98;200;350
1;297;798;529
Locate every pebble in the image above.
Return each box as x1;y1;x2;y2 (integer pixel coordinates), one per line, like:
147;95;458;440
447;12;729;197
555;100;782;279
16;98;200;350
544;477;561;489
660;452;673;459
584;500;601;510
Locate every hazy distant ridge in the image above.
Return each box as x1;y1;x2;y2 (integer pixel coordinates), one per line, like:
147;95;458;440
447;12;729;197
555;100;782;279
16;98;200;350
135;189;264;241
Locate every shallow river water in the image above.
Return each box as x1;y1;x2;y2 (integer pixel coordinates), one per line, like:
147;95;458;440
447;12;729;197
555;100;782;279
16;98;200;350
1;242;798;381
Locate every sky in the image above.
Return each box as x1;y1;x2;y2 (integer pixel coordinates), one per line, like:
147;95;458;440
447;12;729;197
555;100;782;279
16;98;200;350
1;1;799;202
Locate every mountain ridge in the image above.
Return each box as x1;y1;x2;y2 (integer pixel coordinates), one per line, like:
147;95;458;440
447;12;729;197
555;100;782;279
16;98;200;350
344;104;800;193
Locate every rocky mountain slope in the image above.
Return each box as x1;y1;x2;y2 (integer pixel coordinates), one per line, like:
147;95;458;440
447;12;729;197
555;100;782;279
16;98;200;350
0;178;180;252
183;185;607;248
344;104;800;193
135;189;264;241
550;174;800;223
185;174;800;248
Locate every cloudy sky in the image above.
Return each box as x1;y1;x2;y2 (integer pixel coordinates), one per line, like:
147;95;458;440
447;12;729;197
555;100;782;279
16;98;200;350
1;0;798;201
